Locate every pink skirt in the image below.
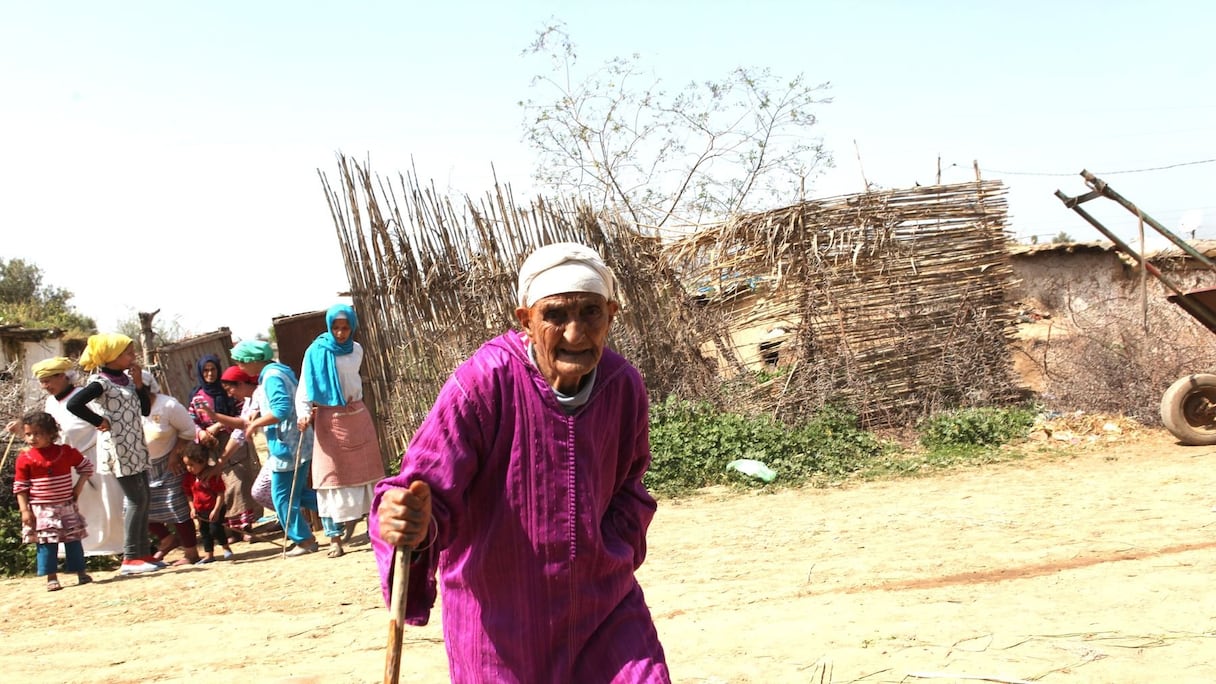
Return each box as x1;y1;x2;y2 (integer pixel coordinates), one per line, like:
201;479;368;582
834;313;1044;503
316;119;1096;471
311;400;386;489
24;500;88;545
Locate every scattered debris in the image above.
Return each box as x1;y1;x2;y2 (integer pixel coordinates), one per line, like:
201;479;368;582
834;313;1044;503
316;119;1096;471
1027;411;1145;445
726;458;778;483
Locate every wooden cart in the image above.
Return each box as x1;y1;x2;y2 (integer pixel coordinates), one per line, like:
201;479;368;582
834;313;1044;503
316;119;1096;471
1057;171;1216;445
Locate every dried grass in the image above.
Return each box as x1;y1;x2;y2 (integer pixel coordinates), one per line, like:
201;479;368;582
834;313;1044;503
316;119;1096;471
1035;292;1216;425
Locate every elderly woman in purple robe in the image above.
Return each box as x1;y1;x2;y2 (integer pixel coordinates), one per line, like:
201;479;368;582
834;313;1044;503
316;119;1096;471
371;242;670;683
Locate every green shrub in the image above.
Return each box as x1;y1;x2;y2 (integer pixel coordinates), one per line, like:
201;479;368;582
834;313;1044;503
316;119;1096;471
646;397;883;495
917;406;1036;450
0;506;118;577
0;507;36;576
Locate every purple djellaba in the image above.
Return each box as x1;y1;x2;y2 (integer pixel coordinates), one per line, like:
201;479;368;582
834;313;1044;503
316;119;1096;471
372;242;670;683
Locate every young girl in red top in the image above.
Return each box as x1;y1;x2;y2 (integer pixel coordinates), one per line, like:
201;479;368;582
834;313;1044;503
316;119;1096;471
180;443;232;564
13;411;95;591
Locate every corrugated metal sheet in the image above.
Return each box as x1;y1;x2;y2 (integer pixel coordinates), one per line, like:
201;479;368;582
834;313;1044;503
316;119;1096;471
272;310;327;379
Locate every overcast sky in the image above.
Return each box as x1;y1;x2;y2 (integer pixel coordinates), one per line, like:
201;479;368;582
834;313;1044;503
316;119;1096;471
3;1;1213;339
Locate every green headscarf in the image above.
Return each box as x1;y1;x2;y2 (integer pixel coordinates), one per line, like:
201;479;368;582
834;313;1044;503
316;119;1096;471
231;340;274;363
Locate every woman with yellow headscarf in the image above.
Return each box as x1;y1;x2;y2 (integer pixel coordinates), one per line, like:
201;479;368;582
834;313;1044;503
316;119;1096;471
66;333;162;575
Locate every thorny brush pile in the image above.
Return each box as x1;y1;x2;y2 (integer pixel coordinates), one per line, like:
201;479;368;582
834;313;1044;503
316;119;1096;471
1023;291;1216;426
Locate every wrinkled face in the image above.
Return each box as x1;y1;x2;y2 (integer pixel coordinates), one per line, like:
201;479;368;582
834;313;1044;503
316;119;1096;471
110;344;137;371
202;361;220;383
39;372;71;396
331;317;352;345
514;292;618;394
23;424;53;450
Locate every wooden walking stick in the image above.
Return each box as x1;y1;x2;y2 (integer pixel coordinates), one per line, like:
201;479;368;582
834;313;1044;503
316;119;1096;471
282;426;307;558
0;433;18;475
384;542;413;684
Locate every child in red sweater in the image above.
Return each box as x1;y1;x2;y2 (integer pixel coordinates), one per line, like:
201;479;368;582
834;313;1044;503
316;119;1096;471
13;411;95;591
180;443;232;563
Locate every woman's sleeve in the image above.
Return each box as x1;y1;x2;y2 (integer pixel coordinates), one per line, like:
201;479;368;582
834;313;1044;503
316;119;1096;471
167;399;199;440
295;355;313;417
71;447;95;478
262;373;292;421
66;381;105;426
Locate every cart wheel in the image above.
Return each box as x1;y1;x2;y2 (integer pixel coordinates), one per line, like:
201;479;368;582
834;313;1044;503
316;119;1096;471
1160;373;1216;445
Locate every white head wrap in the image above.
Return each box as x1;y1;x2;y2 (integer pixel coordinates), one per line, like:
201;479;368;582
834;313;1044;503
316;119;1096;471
138;369;161;394
517;242;616;308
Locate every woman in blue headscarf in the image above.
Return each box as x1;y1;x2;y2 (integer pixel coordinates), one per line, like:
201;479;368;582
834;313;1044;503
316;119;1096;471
295;304;386;558
187;354;238;425
186;352;263;543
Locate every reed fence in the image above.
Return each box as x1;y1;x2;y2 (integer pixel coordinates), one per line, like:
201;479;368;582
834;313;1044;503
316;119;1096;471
320;157;1021;458
317;156;710;461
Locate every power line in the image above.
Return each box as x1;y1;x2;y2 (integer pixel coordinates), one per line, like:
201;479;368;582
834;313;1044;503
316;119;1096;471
980;157;1216;177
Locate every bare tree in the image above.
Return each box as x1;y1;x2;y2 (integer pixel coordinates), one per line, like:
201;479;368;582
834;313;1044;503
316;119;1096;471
520;22;834;230
116;309;189;352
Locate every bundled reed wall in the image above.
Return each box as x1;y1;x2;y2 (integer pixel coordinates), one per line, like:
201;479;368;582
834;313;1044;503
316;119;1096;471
665;180;1022;425
320;156;1021;456
317;156;711;462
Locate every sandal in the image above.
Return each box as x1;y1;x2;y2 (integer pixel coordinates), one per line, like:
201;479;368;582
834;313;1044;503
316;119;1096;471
46;579;62;592
77;573;93;586
285;540;318;557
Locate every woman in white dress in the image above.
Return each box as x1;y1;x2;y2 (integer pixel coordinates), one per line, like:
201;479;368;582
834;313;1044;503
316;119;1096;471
142;371;207;565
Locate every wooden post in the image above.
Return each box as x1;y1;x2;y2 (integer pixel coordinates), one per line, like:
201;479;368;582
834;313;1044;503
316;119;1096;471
853;139;870;192
137;309;160;367
1139;212;1148;332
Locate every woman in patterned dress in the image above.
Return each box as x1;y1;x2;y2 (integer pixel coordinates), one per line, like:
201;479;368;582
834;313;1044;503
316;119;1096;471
66;334;161;576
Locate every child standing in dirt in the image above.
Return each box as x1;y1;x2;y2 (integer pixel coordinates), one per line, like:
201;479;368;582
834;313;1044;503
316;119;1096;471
180;443;232;564
13;411;95;591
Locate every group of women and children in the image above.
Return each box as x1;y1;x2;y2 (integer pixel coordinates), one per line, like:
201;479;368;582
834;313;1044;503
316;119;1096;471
9;303;386;591
19;243;673;680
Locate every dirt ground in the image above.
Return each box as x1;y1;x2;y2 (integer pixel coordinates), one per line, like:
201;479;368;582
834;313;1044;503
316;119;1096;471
3;426;1216;684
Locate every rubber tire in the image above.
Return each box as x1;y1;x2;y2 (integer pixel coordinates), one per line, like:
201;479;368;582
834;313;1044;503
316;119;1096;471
1160;373;1216;445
